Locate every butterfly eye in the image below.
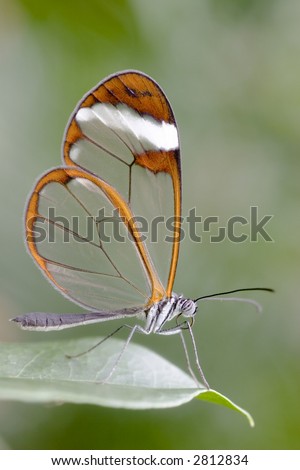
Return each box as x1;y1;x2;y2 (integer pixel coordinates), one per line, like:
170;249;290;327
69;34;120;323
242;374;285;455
178;298;197;317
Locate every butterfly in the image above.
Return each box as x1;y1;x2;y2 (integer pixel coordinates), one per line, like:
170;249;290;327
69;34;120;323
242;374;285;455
12;70;272;388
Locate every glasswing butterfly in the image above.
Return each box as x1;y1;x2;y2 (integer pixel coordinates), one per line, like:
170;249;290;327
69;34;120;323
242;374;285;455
12;71;272;388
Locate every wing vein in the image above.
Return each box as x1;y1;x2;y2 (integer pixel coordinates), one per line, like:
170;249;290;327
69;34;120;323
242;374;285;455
82;133;132;166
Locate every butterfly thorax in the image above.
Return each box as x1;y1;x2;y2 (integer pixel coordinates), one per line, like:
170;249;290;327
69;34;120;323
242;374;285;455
144;294;197;334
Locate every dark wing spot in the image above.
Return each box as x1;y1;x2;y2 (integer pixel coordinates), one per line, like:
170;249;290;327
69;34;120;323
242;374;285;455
126;87;152;98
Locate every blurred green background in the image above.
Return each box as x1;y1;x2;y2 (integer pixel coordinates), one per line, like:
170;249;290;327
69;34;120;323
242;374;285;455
0;0;299;449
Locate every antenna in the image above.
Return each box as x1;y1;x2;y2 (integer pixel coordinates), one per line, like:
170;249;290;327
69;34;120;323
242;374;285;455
194;287;274;303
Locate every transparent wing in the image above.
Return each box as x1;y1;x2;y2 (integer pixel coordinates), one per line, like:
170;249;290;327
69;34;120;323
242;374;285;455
63;70;182;296
25;167;165;311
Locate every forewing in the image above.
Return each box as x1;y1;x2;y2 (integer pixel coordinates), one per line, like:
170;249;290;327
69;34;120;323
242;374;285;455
63;71;182;296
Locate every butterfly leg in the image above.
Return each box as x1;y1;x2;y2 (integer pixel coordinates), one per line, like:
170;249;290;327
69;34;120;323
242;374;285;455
97;323;151;384
157;322;210;389
66;324;127;359
186;321;210;389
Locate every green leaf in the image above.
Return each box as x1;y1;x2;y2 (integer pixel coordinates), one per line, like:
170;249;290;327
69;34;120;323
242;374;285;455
0;338;253;425
196;390;255;427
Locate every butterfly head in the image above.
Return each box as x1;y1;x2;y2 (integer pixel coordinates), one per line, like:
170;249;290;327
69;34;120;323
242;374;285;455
176;296;198;318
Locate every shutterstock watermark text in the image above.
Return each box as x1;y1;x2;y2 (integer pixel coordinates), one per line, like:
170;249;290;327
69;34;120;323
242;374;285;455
28;206;273;244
